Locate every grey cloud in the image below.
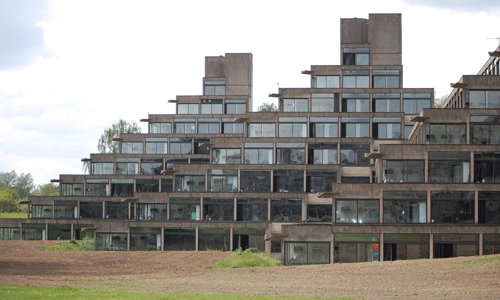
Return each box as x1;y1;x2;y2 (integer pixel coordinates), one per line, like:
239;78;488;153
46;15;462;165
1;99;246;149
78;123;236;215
399;0;500;12
0;0;50;70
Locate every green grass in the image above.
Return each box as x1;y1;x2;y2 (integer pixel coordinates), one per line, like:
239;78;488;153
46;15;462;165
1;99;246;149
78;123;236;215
455;254;500;267
39;237;94;251
204;248;281;269
0;212;27;218
0;285;353;300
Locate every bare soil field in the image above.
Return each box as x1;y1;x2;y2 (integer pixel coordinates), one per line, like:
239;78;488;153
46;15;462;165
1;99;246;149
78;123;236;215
1;240;499;299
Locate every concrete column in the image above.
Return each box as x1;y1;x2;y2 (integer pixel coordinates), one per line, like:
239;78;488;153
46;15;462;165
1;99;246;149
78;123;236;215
102;201;106;219
429;233;434;259
161;226;165;251
70;223;74;240
195;227;199;251
427;190;431;223
127;228;130;251
45;223;48;241
77;200;80;219
268;197;271;222
128;203;131;220
270;170;274;192
234;198;237;222
475;190;479;224
230;228;234;252
331;232;335;264
470;151;474;183
479;233;483;256
200;198;204;221
380;233;384;262
379;197;384;223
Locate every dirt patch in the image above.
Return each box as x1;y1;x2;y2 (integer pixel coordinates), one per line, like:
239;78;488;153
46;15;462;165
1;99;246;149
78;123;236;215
1;240;499;299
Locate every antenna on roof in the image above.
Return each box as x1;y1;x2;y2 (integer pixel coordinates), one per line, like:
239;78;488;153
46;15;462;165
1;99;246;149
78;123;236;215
487;37;500;45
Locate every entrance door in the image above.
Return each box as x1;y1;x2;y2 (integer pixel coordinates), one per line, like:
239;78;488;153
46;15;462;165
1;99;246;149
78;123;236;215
434;243;454;258
384;243;397;261
233;234;249;251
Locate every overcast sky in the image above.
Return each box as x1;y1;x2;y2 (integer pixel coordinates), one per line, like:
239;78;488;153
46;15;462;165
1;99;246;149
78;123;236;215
1;0;500;185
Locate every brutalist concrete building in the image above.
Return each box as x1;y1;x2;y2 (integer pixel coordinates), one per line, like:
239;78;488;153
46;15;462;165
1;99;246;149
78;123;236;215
1;13;499;265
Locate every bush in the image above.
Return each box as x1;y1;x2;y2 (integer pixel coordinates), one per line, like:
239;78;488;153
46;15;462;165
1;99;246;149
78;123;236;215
204;249;281;269
40;236;95;251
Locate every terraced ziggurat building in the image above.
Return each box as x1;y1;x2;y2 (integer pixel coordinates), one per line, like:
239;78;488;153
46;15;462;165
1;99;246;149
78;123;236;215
2;13;500;265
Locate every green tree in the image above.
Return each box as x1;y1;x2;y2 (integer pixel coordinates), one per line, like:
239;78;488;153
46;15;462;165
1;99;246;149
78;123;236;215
0;171;35;199
33;183;59;196
97;119;142;154
256;102;278;112
0;186;20;213
434;95;448;108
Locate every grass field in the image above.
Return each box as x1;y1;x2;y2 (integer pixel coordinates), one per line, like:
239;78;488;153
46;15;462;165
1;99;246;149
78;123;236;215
0;213;27;218
0;285;352;300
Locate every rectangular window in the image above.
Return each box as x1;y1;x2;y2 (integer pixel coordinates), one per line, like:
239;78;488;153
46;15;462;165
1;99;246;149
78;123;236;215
285;242;330;266
48;224;71;240
222;118;244;134
165;158;189;170
149;123;172;134
130;227;161;251
271;198;302;222
237;198;268;222
336;200;379;223
244;143;273;164
105;201;132;220
170;138;192;154
22;224;46;240
92;163;114;175
200;99;223;114
164;228;196;251
121;142;143;154
31;205;52;218
204;81;225;96
79;201;103;219
403;93;431;114
248;123;275;137
61;183;84;196
225;99;246;114
341;117;370;138
169;198;201;221
311;93;338;112
0;228;20;240
342;70;369;88
431;191;474;224
372;70;400;88
141;158;163;175
314;75;340;88
240;170;271;192
137;204;167;221
97;233;127;251
194;138;210;154
474;152;500;183
340;143;370;166
307;205;332;222
203;198;234;221
136;179;160;192
174;119;196;134
384;234;430;261
308;143;337;165
469;90;500;108
428;152;470;183
426;124;466;144
282;98;309;112
198;228;230;251
470;115;500;145
373;118;401;139
86;179;109;197
54;201;77;219
309;117;338;138
116;158;139;175
278;117;307;138
174;175;205;192
145;138;168;154
197;118;220;134
343;48;369;66
373;93;400;112
212;148;241;164
273;170;304;193
276;143;306;165
383;160;424;183
208;169;238;192
342;93;369;112
306;170;337;193
110;179;134;197
478;192;500;224
161;179;173;192
383;191;427;223
177;103;199;114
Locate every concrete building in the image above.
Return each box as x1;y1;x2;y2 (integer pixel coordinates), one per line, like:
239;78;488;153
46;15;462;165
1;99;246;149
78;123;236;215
1;13;499;265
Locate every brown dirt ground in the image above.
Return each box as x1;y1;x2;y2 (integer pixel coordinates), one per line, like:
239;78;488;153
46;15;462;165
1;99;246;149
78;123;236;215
1;240;499;299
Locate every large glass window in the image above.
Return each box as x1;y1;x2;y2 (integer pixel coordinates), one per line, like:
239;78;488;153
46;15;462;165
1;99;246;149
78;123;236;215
428;152;470;183
426;124;466;144
145;138;168;154
271;198;302;222
278;117;307;137
285;242;330;266
469;90;500;108
212;148;241;164
170;138;192;154
197;118;220;134
22;224;46;240
340;144;370;166
137;204;167;221
276;143;306;165
169;198;201;221
204;198;234;221
165;158;189;170
121;142;143;154
341;117;369;138
314;75;340;88
177;103;199;114
194;138;210;154
431;191;474;224
92;163;114;175
384;234;429;261
61;183;84;196
248;123;275;137
110;179;134;197
343;48;369;66
130;227;161;251
433;234;478;258
86;179;109;197
478;192;500;224
403;93;431;114
483;234;500;255
373;93;400;112
31;205;52;218
141;158;163;175
342;93;369;112
225;99;246;114
48;224;71;240
161;179;173;192
208;169;238;192
244;143;273;164
198;228;230;251
149;123;171;134
273;170;304;193
105;201;132;220
79;201;103;219
306;170;337;193
174;175;205;192
174;119;196;134
282;98;308;112
164;228;196;251
309;117;338;138
373;118;401;139
383;191;427;223
204;81;225;96
308;143;337;165
307;205;332;222
373;70;400;88
335;234;380;263
336;200;379;223
201;99;223;114
342;70;369;88
116;158;139;175
222;118;244;134
470;115;500;145
237;198;268;222
474;152;500;183
96;233;127;251
54;201;77;219
240;170;271;192
0;227;20;240
135;179;160;192
311;93;338;112
383;160;424;183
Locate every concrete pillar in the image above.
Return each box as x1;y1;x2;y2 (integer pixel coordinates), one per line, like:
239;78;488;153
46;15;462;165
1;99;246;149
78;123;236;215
102;202;106;219
45;223;48;241
331;232;335;264
195;227;199;251
379;233;384;262
427;190;431;223
234;198;237;222
127;228;130;251
161;226;165;251
475;190;479;224
230;228;234;252
479;233;483;256
70;223;74;240
429;233;434;259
